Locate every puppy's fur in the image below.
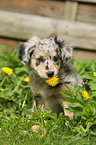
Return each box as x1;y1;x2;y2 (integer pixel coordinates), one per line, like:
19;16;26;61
19;36;81;117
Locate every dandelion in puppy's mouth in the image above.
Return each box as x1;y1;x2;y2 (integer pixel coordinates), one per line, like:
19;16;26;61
46;75;59;87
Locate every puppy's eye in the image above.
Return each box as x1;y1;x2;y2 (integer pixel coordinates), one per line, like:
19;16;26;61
37;56;44;62
53;56;58;62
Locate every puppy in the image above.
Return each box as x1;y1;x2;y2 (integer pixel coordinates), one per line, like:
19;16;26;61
19;36;81;117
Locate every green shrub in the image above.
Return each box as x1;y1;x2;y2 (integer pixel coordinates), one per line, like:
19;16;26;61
0;45;32;115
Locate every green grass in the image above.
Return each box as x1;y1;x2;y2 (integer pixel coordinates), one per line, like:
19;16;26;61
0;113;96;145
0;45;96;145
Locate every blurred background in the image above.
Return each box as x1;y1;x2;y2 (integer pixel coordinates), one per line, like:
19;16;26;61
0;0;96;61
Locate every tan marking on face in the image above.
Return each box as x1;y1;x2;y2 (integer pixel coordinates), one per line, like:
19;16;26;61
51;51;57;58
30;50;61;79
36;51;46;58
30;50;47;78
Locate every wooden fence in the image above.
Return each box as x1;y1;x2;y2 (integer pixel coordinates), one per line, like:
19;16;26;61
0;0;96;61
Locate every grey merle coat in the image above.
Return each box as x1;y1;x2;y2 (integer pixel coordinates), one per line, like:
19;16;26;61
19;36;81;117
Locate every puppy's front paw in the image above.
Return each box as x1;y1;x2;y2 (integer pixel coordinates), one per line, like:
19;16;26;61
64;112;73;119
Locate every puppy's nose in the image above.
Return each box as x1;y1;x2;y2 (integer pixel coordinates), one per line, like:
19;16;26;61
47;71;54;78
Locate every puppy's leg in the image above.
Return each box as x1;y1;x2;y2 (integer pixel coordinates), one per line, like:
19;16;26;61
31;99;37;112
31;96;43;111
34;96;43;110
31;96;43;132
62;101;73;119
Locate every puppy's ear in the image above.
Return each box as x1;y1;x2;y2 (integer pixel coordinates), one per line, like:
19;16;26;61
18;36;40;65
18;43;26;64
54;36;73;63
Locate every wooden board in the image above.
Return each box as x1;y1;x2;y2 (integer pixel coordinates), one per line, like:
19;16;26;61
77;3;96;23
1;0;96;24
0;10;96;50
64;1;78;20
73;49;96;62
0;0;65;19
0;10;56;40
56;19;96;50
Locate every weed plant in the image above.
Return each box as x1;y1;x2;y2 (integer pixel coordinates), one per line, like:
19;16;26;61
0;45;96;145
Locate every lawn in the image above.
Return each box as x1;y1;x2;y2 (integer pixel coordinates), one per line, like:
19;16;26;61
0;45;96;145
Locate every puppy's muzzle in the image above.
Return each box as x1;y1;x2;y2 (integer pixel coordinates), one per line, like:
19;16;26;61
47;71;54;78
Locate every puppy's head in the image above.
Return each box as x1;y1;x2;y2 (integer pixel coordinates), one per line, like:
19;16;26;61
19;36;72;79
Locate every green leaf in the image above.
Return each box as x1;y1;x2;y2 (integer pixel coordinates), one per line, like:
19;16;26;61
86;122;94;130
83;105;92;117
89;81;96;91
59;90;71;96
15;67;28;74
92;91;96;96
64;108;73;113
62;97;74;103
1;45;9;52
73;125;85;135
70;103;83;108
90;131;96;136
73;59;85;75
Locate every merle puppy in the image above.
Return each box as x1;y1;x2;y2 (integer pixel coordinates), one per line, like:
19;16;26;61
19;36;81;117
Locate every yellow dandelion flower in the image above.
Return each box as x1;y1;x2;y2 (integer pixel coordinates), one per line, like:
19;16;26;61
93;72;96;76
38;135;44;138
82;91;90;99
1;67;13;75
46;75;59;87
24;77;29;82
